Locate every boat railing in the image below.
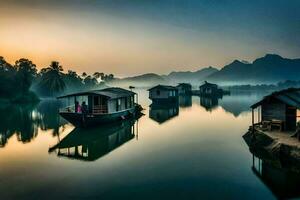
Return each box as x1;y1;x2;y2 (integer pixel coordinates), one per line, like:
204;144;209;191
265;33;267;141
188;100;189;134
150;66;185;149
59;105;76;113
93;105;108;114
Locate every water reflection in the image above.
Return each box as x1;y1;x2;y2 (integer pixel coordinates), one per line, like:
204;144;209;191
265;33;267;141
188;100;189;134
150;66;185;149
149;102;179;124
219;92;265;117
199;96;219;111
49;119;138;161
0;100;66;147
252;153;300;199
178;95;192;108
195;92;266;117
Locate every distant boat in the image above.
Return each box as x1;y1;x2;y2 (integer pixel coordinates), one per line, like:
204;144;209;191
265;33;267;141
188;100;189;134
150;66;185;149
57;87;142;127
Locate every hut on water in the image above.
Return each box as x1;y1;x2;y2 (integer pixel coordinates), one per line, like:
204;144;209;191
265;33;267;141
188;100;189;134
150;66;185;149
148;85;178;103
251;88;300;132
177;83;192;95
199;81;223;97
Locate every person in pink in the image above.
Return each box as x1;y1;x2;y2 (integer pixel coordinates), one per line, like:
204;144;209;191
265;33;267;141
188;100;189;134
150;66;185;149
77;104;82;113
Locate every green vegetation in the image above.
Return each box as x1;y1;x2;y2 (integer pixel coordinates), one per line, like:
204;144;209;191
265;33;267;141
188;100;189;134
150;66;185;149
0;57;39;104
0;56;115;103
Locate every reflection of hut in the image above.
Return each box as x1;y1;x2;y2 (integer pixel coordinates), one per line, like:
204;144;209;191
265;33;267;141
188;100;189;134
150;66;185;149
251;88;300;132
252;154;300;199
149;103;179;124
49;119;137;161
177;83;192;95
179;95;192;108
200;97;219;111
148;85;178;103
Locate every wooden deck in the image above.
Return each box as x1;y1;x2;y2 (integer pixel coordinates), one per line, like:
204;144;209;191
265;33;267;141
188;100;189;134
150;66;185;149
255;126;300;148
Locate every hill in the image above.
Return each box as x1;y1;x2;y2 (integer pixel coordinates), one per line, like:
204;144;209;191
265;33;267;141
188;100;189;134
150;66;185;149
166;66;218;84
207;54;300;85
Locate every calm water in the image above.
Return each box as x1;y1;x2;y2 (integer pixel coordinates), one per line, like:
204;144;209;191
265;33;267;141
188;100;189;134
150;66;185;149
0;90;296;199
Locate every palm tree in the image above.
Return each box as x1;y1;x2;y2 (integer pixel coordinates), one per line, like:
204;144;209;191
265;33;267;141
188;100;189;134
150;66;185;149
39;61;66;96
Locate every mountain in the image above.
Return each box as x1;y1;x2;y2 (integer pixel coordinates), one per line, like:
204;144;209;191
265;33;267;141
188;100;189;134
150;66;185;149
207;54;300;85
109;73;167;87
166;66;218;84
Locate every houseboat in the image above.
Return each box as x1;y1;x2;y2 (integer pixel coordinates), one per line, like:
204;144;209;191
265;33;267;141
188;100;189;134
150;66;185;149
148;85;178;104
57;87;141;127
177;83;192;95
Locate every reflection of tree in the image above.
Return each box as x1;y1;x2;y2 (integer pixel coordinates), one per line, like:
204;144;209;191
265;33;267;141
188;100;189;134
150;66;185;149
0;104;38;147
0;100;67;148
36;99;66;136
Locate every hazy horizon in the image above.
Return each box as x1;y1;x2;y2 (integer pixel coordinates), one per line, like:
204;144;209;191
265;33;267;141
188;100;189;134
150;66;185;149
1;0;299;77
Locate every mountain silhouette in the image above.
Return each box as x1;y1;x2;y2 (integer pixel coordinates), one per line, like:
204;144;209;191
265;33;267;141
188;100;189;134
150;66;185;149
166;66;218;84
207;54;300;84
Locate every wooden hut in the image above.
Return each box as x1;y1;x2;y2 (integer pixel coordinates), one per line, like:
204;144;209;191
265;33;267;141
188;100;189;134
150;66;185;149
199;81;219;96
251;88;300;132
148;85;178;103
177;83;192;95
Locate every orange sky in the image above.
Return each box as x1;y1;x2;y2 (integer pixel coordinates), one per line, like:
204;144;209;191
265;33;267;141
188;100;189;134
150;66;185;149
0;1;299;77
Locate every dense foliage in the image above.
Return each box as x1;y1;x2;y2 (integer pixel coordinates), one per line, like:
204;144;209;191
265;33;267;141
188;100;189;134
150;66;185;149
0;56;115;103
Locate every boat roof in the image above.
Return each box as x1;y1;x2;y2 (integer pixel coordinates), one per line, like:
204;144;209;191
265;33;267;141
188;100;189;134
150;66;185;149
251;88;300;109
200;81;218;88
177;83;192;87
148;84;177;91
57;87;136;99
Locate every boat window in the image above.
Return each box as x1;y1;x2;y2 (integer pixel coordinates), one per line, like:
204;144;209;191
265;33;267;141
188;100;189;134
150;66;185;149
94;96;100;106
116;98;121;111
125;97;128;109
131;96;134;106
156;90;160;96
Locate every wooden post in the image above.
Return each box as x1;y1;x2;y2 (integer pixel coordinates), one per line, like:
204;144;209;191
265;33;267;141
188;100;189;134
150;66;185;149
258;106;260;124
252;108;255;134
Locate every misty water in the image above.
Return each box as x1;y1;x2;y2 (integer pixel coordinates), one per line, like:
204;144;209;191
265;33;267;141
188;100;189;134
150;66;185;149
0;90;293;199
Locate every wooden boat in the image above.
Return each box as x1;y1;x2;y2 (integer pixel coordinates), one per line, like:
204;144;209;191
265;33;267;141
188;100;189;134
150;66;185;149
57;87;142;127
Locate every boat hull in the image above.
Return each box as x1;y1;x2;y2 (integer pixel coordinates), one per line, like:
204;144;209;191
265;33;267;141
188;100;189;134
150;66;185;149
60;108;136;127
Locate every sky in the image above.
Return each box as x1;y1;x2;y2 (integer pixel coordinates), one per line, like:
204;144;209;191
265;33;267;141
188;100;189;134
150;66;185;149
0;0;299;77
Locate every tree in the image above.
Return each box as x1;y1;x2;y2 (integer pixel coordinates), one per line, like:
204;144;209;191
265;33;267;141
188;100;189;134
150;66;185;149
93;72;104;80
15;58;37;94
81;72;87;78
63;70;83;91
102;73;114;82
38;61;66;96
0;57;16;97
83;75;98;88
